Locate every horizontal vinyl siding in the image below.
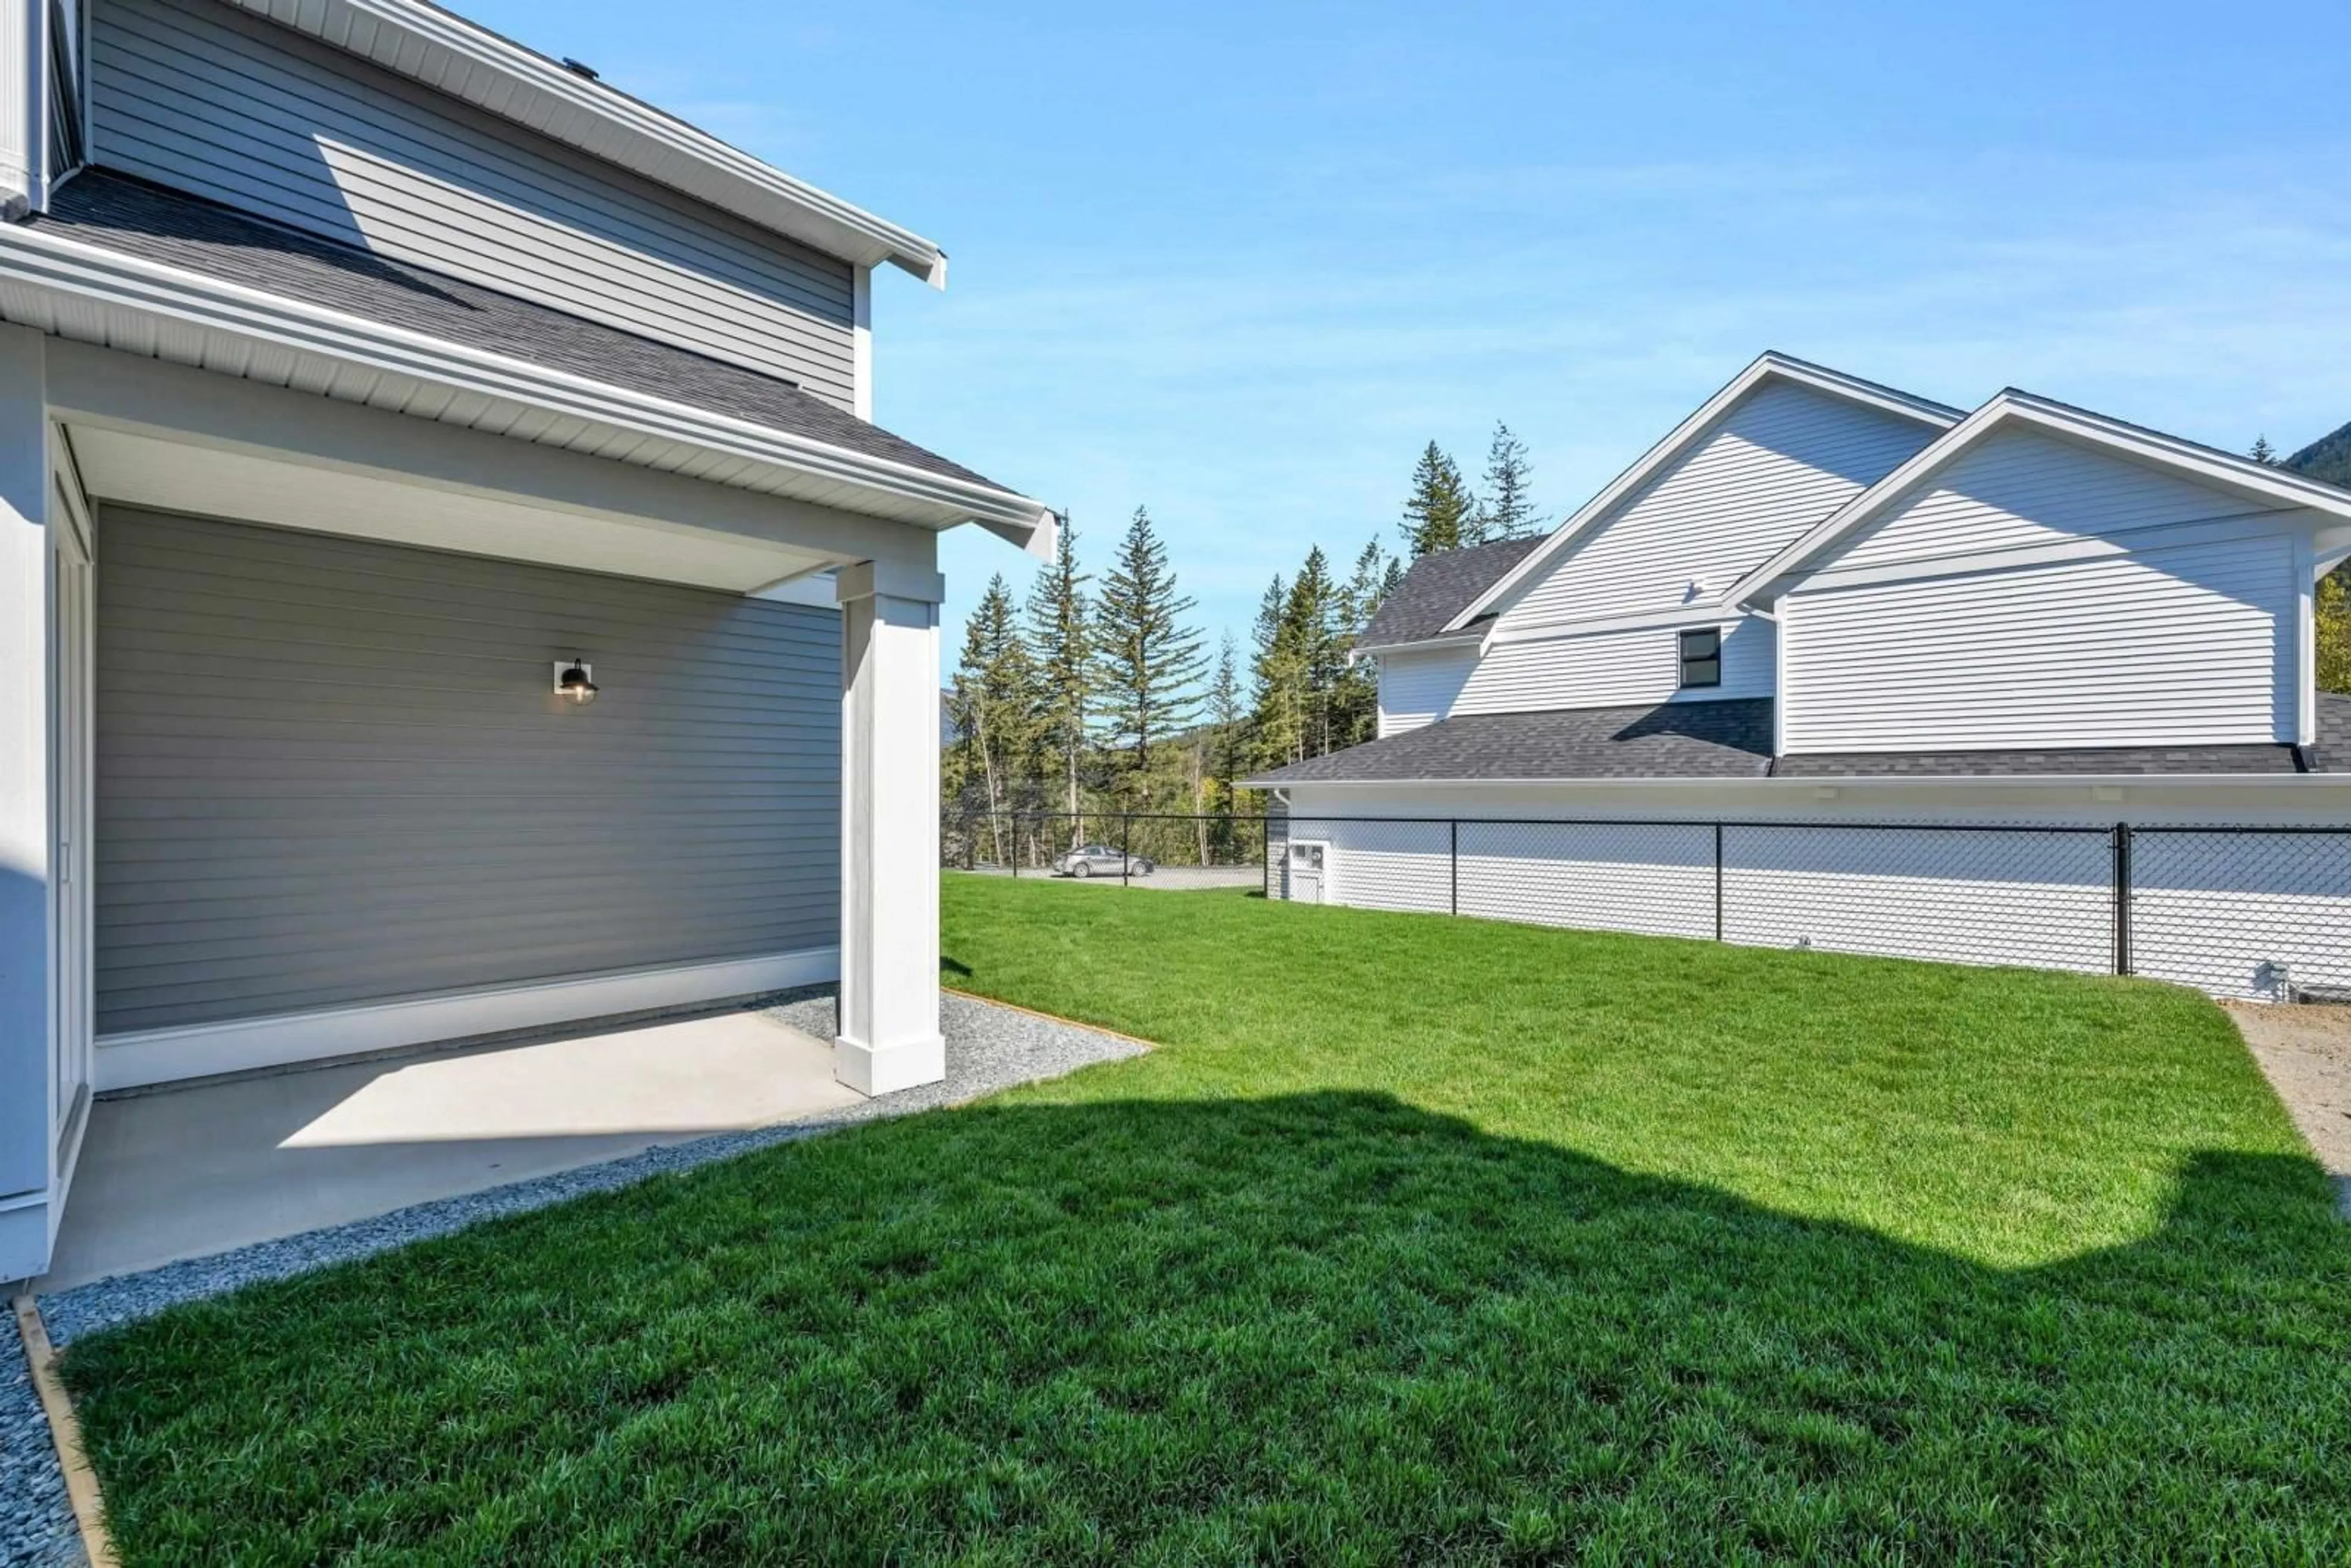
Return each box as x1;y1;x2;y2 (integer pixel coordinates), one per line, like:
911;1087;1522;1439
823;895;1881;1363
89;0;858;405
1288;819;1450;913
96;507;839;1035
1457;821;1714;939
2130;830;2351;1000
1498;383;1938;629
1721;824;2113;973
1454;616;1773;715
1376;649;1474;735
1834;427;2298;571
1782;535;2295;752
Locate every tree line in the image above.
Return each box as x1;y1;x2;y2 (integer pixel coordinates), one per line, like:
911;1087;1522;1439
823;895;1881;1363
945;423;1543;862
2262;432;2350;693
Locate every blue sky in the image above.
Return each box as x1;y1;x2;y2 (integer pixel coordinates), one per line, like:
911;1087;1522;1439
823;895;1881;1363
467;0;2351;658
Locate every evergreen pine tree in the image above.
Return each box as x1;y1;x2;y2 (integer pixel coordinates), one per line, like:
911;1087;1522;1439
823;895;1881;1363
1330;538;1389;747
1024;517;1090;836
948;574;1037;860
2250;435;2278;465
1090;506;1206;798
2319;567;2351;694
1284;548;1342;757
1400;442;1477;557
1248;573;1303;769
1208;632;1247;816
1480;421;1541;538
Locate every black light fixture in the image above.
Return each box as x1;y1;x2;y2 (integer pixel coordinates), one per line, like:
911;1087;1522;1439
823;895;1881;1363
555;657;599;705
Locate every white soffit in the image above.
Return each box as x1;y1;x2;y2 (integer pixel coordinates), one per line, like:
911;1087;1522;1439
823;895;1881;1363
0;222;1053;550
67;424;836;591
213;0;950;286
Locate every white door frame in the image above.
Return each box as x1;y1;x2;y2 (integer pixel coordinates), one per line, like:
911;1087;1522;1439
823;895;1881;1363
46;423;94;1231
1285;838;1330;904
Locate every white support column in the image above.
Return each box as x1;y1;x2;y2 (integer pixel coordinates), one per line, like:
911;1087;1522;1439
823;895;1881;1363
0;324;51;1281
850;264;873;422
834;554;947;1095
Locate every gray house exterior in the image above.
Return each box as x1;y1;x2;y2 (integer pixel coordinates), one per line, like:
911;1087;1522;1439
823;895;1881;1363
0;0;1053;1281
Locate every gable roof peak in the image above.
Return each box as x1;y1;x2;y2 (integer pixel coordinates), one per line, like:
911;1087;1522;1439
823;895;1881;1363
1731;384;2351;605
1434;352;1961;635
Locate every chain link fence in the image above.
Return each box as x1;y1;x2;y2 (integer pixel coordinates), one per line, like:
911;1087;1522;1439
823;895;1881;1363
943;811;1270;890
949;809;2351;1001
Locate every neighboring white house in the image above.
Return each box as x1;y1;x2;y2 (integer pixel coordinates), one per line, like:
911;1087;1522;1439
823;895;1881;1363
0;0;1054;1280
1251;353;2351;999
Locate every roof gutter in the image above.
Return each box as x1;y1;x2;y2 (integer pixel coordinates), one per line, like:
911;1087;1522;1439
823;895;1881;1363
0;223;1053;547
1241;771;2350;791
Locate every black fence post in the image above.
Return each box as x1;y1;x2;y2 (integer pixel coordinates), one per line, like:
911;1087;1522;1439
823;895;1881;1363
2112;822;2132;975
1122;813;1132;887
1449;820;1459;915
1713;822;1725;942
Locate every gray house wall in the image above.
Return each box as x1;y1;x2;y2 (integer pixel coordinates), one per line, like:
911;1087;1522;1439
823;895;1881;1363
87;0;861;407
95;506;841;1036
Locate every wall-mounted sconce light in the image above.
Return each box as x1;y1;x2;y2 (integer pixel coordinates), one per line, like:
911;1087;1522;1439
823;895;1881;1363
554;658;599;705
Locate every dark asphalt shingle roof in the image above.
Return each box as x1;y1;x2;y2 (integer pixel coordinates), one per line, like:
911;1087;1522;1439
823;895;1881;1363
1359;536;1546;649
33;171;1009;493
2311;691;2351;771
1769;745;2306;777
1249;699;1778;784
1250;696;2350;785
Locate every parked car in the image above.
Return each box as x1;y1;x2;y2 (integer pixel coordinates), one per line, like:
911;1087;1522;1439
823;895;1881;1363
1053;844;1155;878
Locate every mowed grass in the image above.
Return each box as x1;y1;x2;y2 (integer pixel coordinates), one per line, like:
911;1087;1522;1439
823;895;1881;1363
62;877;2351;1564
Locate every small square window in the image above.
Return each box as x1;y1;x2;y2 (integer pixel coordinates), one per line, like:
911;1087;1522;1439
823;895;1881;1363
1679;627;1722;689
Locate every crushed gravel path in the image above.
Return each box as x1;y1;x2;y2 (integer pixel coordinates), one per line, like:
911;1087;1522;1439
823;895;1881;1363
1;989;1142;1566
2223;1000;2351;1220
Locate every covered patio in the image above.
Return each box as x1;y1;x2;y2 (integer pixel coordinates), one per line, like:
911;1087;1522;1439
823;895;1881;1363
1;171;1055;1288
36;999;861;1291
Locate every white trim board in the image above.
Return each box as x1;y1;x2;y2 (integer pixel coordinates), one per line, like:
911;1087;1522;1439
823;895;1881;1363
214;0;949;284
0;224;1054;547
92;948;841;1091
1733;391;2351;607
1440;352;1963;635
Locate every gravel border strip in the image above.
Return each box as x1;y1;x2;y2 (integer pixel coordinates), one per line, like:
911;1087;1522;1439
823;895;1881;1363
0;1335;78;1568
0;989;1142;1566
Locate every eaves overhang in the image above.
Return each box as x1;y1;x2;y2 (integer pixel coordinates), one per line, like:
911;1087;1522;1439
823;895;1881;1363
1732;389;2351;609
1436;351;1964;636
216;0;950;287
1247;771;2351;791
0;222;1056;552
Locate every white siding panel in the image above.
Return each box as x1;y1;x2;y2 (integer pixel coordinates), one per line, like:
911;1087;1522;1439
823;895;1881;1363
1292;818;1450;913
1836;426;2297;571
1498;382;1938;629
2131;830;2351;1000
1377;648;1474;735
1782;536;2295;752
1722;825;2113;973
1457;821;1714;939
89;0;858;405
1456;616;1773;715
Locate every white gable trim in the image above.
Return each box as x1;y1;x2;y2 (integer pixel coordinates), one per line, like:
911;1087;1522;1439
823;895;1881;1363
1734;391;2351;607
1439;352;1961;636
213;0;948;285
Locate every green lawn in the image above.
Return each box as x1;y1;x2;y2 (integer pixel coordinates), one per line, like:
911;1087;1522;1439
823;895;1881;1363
63;878;2351;1564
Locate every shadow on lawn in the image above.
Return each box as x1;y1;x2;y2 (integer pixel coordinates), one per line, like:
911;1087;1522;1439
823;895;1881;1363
65;1091;2351;1564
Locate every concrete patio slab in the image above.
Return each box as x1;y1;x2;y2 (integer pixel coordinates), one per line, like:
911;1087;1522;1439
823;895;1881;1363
38;1004;862;1291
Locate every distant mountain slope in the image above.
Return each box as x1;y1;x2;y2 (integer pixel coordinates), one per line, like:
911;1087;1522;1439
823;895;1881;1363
2286;419;2351;489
